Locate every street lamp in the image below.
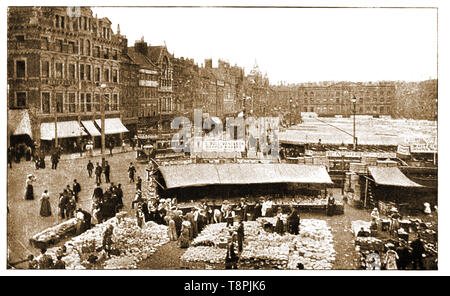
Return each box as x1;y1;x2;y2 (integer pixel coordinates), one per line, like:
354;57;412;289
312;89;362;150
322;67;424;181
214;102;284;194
351;95;357;150
100;83;107;155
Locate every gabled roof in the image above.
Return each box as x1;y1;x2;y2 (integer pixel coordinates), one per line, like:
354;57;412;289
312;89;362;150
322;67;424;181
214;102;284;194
127;47;157;69
147;46;165;64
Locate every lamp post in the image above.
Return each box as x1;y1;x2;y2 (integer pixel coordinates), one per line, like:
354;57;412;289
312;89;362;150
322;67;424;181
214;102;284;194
289;98;293;126
100;83;107;155
351;95;357;150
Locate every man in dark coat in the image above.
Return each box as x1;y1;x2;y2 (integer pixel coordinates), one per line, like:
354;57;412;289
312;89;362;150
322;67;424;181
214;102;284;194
411;237;426;270
287;207;300;235
73;179;81;202
237;220;245;253
104;161;111;183
92;183;104;203
95;162;103;184
87;160;94;177
396;240;412;270
173;211;183;237
136;176;142;191
108;138;115;156
128;162;136;182
51;151;59;170
115;183;124;209
58;192;68;219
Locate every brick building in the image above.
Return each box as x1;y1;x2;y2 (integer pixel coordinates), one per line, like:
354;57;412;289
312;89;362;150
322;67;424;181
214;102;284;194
297;81;395;117
7;7;128;152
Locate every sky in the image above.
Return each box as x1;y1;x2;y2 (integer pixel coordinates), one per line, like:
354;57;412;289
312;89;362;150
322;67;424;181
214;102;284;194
92;7;437;84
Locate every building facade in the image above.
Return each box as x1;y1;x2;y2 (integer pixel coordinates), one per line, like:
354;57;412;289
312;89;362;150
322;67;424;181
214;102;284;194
7;7;126;151
297;81;395;117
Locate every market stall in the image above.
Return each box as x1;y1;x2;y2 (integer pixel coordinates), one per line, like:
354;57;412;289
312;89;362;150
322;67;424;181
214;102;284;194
181;219;336;270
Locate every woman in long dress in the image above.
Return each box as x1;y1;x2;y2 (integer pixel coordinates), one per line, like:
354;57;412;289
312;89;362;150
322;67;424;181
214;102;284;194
24;174;36;200
39;190;52;217
178;219;191;248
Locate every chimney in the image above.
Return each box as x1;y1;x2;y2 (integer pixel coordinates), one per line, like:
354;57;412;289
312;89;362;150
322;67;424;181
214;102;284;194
121;37;128;55
135;38;148;56
205;59;212;69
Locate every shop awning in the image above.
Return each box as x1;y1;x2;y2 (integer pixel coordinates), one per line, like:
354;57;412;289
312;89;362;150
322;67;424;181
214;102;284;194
40;121;88;140
95;118;129;135
211;117;222;125
368;167;423;188
159;163;333;189
8;109;32;137
81;121;101;137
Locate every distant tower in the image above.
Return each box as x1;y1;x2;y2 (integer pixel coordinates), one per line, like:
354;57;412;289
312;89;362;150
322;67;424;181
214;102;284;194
117;24;121;35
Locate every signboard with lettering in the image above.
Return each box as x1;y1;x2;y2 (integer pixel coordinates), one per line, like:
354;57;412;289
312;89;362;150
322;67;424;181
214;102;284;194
410;143;437;153
397;144;410;155
325;151;397;159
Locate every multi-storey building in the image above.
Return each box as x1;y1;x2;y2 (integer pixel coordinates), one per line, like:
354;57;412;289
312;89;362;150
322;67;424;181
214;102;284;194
297;81;395;117
7;7;128;152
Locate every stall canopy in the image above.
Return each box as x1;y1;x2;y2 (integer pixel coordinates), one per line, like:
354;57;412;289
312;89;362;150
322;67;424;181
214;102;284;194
81;121;101;137
94;118;129;135
368;167;423;188
40;121;87;140
8;109;32;137
159;164;333;189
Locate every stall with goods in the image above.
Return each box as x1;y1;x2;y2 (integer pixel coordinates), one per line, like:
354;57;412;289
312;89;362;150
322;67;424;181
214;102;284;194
43;214;170;269
180;219;336;270
29;218;79;249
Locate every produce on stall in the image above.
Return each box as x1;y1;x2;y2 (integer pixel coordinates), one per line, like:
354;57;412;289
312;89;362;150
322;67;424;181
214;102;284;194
29;218;79;248
181;219;336;270
44;214;169;269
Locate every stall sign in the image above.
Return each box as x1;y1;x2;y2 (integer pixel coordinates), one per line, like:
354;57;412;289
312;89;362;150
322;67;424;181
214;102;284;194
325;151;397;159
397;145;411;155
200;140;246;152
410;143;437;153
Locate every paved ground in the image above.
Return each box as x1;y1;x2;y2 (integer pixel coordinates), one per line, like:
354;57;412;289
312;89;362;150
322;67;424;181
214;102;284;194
7;148;149;265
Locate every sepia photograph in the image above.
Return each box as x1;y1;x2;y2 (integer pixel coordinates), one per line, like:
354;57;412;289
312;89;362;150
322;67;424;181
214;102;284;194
4;1;441;273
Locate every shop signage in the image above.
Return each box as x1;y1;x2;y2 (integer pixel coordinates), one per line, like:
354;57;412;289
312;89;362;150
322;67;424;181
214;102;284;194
397;144;410;155
192;139;245;152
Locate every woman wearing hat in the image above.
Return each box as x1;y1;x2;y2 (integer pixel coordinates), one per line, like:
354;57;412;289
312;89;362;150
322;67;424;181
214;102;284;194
24;174;36;200
178;218;191;248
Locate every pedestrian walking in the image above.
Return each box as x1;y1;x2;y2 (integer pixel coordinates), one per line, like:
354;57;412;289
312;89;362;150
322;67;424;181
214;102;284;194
237;220;245;253
39;190;52;217
128;162;136;182
87;160;94;177
108;138;115;156
136;176;142;191
95;162;103;184
24;174;36;200
58;192;68;219
73;179;81;202
51;151;59;170
104;161;111;183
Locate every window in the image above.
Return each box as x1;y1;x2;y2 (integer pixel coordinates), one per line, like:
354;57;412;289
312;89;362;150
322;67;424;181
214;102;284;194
16;60;26;78
16;92;27;107
86;93;92;112
80;93;85;112
104;94;110;111
95;68;100;82
380;106;385;113
380;97;384;103
42;60;50;77
113;50;118;60
56;93;64;113
359;107;363;113
86;40;91;56
373;106;377;112
80;39;84;55
95;46;100;58
104;48;109;59
41;37;48;50
112;69;118;83
61;16;65;29
112;94;119;111
386;106;391;114
104;68;110;82
68;41;75;54
68;93;76;112
55;15;60;28
41;92;50;113
359;98;363;104
94;94;100;111
86;65;91;81
55;62;63;79
84;17;88;30
56;39;63;52
68;64;76;80
336;98;340;104
80;64;85;80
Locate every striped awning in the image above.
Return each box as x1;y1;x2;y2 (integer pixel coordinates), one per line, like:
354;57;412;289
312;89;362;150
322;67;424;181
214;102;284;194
40;121;87;140
81;121;101;137
94;118;129;135
159;163;333;189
